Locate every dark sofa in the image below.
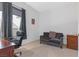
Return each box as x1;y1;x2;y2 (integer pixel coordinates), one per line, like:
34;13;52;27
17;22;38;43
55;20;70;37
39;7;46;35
40;31;64;48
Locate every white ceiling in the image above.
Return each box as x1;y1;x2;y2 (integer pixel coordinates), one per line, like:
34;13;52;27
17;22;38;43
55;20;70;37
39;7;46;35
26;2;76;12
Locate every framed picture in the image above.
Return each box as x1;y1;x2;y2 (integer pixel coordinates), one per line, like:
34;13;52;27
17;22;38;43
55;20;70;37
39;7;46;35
32;18;35;24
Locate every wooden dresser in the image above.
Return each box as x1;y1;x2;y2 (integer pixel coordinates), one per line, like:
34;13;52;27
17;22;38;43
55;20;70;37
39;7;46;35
67;35;78;50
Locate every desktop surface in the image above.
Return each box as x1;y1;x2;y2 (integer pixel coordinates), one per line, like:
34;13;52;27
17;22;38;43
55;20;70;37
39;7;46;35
0;39;15;57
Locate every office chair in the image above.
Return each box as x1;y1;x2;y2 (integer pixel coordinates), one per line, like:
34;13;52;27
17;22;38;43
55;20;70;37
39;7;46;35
9;31;24;56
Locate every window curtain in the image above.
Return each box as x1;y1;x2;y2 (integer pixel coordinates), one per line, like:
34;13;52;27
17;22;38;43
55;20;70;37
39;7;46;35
2;2;12;39
12;6;22;17
2;2;27;39
20;9;27;39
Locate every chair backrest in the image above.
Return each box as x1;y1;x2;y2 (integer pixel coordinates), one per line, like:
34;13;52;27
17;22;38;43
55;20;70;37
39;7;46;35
16;36;23;47
16;31;24;47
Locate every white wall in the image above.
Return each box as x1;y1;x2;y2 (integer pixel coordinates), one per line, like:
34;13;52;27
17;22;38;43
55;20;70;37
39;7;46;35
77;3;79;23
12;2;39;45
12;2;78;45
39;3;78;44
77;3;79;56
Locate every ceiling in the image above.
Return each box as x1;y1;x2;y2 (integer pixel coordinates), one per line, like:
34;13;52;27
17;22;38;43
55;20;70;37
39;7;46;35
26;2;76;12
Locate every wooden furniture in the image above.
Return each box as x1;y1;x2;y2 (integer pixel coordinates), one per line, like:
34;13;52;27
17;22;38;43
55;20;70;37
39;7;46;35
67;35;78;50
0;40;15;57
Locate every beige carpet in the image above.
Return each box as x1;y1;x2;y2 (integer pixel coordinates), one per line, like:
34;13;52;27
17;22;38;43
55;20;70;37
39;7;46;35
15;40;78;57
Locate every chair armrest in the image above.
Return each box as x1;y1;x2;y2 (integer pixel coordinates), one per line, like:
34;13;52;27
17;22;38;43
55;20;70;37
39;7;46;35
9;37;17;39
9;37;19;44
8;37;17;42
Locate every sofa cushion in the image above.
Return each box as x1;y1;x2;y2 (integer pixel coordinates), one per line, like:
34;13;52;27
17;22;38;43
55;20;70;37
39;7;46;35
55;33;63;39
49;38;60;44
49;31;56;38
50;38;60;41
44;32;49;37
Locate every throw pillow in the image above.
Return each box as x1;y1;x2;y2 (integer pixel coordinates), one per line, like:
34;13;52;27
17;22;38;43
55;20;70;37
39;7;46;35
49;31;56;38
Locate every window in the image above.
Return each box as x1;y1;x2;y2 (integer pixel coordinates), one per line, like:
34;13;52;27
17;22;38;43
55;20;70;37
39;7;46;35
12;15;21;37
0;3;3;39
12;6;22;37
1;2;26;39
0;11;2;39
0;11;2;31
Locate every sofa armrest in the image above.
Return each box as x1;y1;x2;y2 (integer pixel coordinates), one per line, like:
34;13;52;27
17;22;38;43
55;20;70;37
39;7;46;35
59;37;63;48
60;37;63;41
40;35;44;40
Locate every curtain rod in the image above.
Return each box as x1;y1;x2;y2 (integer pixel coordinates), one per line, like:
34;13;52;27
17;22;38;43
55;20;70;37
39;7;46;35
12;3;23;10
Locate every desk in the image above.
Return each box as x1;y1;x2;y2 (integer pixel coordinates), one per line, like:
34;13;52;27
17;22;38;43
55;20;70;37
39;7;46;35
0;40;15;57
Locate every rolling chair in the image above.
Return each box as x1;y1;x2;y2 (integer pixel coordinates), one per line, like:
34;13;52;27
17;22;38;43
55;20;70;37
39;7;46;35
9;31;24;56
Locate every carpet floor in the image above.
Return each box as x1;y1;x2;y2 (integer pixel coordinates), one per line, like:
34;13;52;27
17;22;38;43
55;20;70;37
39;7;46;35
15;40;78;57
